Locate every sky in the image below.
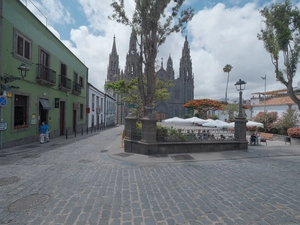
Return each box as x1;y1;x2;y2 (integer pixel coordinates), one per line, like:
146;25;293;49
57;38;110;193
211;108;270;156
20;0;300;102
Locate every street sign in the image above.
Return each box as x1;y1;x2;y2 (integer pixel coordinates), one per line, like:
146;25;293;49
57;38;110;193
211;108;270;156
0;122;7;131
127;103;135;108
0;95;7;108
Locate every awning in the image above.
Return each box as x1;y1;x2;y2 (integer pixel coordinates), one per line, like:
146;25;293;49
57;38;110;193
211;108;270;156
39;99;52;110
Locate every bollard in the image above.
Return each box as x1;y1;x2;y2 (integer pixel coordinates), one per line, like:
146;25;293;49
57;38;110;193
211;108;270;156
121;130;124;148
74;130;76;137
87;127;88;134
66;129;68;139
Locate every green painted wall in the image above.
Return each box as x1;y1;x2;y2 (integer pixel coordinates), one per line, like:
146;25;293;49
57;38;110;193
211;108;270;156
0;0;88;147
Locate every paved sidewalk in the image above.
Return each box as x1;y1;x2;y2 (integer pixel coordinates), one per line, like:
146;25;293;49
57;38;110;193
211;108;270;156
0;125;300;225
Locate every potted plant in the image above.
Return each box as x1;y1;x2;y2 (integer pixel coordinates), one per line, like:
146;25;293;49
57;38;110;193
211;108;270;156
287;128;300;145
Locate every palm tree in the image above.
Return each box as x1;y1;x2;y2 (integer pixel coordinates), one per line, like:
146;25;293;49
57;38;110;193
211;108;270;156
223;64;233;104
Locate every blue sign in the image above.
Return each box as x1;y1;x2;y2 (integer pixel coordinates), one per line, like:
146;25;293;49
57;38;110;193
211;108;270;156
0;96;7;107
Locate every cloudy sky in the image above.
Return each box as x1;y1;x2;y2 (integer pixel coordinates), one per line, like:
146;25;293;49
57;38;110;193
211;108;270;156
20;0;300;101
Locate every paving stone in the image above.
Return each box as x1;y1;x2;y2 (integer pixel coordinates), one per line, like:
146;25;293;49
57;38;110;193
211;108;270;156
0;127;300;225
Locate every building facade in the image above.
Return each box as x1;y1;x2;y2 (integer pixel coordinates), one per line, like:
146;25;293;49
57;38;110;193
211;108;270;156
105;33;194;123
0;0;88;148
87;83;105;130
87;83;116;129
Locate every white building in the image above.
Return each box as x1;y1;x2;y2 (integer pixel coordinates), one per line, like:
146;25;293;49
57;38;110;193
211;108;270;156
104;92;116;127
87;83;105;129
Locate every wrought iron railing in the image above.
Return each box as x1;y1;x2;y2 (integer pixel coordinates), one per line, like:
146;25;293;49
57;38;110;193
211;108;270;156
36;64;56;85
59;75;71;90
72;82;81;94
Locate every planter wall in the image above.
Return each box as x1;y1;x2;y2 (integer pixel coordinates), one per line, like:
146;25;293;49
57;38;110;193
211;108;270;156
124;139;248;155
291;137;300;145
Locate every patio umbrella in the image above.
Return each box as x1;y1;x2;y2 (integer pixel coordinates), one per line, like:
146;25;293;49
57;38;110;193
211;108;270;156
202;119;233;128
184;117;207;124
162;117;186;123
229;121;263;127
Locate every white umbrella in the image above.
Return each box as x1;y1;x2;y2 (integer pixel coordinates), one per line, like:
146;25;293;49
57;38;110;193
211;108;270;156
246;121;263;127
202;119;233;128
162;117;186;123
229;121;263;127
184;117;207;124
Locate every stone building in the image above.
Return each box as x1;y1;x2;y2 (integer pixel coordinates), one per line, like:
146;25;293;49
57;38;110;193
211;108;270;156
105;32;194;123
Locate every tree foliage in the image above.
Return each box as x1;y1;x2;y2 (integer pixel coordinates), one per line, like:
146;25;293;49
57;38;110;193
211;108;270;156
223;64;233;104
252;111;278;130
182;99;223;119
258;0;300;109
110;0;194;116
271;108;299;134
221;103;238;122
105;77;173;121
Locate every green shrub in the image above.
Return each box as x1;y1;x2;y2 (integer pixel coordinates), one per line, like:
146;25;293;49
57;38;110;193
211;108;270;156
211;115;219;120
257;126;265;132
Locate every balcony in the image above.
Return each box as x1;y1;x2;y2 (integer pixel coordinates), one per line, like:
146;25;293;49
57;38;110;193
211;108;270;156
72;81;81;95
36;64;56;86
59;75;71;92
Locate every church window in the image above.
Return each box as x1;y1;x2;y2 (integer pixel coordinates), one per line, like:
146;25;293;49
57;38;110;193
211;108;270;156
175;90;180;99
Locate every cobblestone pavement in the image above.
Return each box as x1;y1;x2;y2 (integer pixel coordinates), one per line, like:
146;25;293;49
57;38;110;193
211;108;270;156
0;126;300;225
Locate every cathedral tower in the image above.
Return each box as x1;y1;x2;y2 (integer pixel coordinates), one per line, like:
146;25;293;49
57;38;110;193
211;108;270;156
107;35;120;82
124;30;139;81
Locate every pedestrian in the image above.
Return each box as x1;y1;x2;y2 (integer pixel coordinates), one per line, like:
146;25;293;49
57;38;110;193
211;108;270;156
40;121;49;144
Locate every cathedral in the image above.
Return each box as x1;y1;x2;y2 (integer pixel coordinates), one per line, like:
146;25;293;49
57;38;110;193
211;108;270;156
106;32;194;124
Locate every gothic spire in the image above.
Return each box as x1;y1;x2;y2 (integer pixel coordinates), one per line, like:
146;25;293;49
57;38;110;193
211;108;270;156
112;35;117;55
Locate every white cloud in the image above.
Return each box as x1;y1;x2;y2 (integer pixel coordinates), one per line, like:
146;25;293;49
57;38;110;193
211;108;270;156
188;2;290;100
25;0;300;100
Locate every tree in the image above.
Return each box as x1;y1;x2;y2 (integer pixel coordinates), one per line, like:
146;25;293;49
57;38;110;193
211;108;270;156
110;0;194;116
258;0;300;109
105;77;173;121
223;64;233;104
182;99;223;119
221;103;238;122
252;111;278;131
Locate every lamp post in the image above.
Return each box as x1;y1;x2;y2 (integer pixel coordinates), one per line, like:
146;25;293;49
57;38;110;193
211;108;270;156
234;79;248;146
261;74;266;112
18;63;29;78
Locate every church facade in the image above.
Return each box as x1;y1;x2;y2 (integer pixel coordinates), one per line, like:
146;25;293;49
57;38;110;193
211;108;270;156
106;33;194;123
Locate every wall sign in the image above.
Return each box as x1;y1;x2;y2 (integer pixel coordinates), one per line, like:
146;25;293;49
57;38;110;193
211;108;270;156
55;98;60;108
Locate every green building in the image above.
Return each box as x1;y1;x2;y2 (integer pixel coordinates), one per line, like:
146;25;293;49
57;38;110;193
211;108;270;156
0;0;88;148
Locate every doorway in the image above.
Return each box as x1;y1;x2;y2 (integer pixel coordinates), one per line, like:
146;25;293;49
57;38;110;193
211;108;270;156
59;101;65;135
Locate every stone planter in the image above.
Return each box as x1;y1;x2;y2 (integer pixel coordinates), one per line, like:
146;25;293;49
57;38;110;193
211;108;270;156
291;137;300;145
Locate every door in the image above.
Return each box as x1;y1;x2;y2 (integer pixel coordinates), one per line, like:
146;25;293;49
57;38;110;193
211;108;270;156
59;101;65;135
73;110;77;132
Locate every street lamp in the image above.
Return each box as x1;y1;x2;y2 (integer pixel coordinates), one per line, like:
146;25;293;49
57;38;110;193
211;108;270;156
234;79;248;145
261;74;266;112
17;63;29;79
234;79;246;118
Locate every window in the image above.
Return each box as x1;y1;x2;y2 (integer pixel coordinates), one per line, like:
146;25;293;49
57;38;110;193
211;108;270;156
101;98;103;112
14;95;29;129
79;76;84;88
40;49;49;67
96;96;99;109
80;104;84;120
92;94;95;111
61;63;67;76
15;31;31;61
175;89;180;99
73;72;78;83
